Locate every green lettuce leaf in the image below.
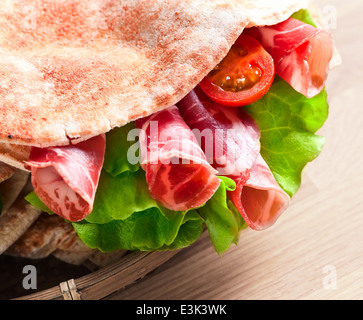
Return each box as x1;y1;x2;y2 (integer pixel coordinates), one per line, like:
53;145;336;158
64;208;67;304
73;207;204;252
103;122;140;176
85;169;179;224
161;210;205;251
72;176;242;253
291;8;318;27
197;176;246;255
245;77;329;196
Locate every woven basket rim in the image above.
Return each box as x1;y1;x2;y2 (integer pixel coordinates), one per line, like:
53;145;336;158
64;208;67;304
13;249;181;300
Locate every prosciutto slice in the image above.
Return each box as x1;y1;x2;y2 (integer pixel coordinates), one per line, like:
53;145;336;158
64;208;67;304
25;134;106;222
228;155;290;230
244;18;333;98
177;87;261;179
178;87;290;230
136;105;220;211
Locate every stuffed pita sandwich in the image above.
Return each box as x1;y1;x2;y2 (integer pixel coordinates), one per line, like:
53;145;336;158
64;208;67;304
0;0;338;258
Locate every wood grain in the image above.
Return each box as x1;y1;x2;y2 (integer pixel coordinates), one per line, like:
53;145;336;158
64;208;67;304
106;0;363;300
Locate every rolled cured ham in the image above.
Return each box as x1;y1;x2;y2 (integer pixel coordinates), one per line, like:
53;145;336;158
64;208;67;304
136;105;220;211
25;134;106;222
178;88;290;230
228;155;290;231
177;87;261;179
244;18;333;98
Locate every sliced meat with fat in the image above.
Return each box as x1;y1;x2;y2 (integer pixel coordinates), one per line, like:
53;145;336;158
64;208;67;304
136;105;220;211
244;17;333;98
178;88;290;230
228;155;290;230
25;134;106;222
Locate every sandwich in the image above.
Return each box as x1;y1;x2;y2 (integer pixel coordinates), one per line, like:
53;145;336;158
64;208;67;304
0;0;338;260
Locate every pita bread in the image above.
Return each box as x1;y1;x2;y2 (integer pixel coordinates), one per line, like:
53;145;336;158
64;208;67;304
0;169;30;215
0;161;15;184
0;0;307;148
5;212;75;259
0;173;40;254
52;233;96;265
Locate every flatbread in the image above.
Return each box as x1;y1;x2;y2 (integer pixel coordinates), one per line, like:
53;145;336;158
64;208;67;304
0;173;40;254
52;233;96;265
5;212;76;259
0;161;15;184
0;169;30;215
0;0;307;148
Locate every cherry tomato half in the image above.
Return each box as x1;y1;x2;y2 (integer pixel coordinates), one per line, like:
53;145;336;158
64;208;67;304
199;34;275;107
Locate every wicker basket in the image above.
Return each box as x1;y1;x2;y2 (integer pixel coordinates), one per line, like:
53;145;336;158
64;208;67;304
3;249;180;300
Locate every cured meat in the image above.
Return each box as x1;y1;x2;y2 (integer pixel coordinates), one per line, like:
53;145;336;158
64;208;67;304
177;87;261;178
228;155;290;231
25;134;106;222
136;105;220;211
178;88;289;230
244;18;333;98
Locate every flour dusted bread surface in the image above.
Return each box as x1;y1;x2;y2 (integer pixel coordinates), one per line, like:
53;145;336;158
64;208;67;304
0;0;307;147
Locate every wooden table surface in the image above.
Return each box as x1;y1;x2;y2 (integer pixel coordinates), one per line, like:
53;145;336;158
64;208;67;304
107;0;363;300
